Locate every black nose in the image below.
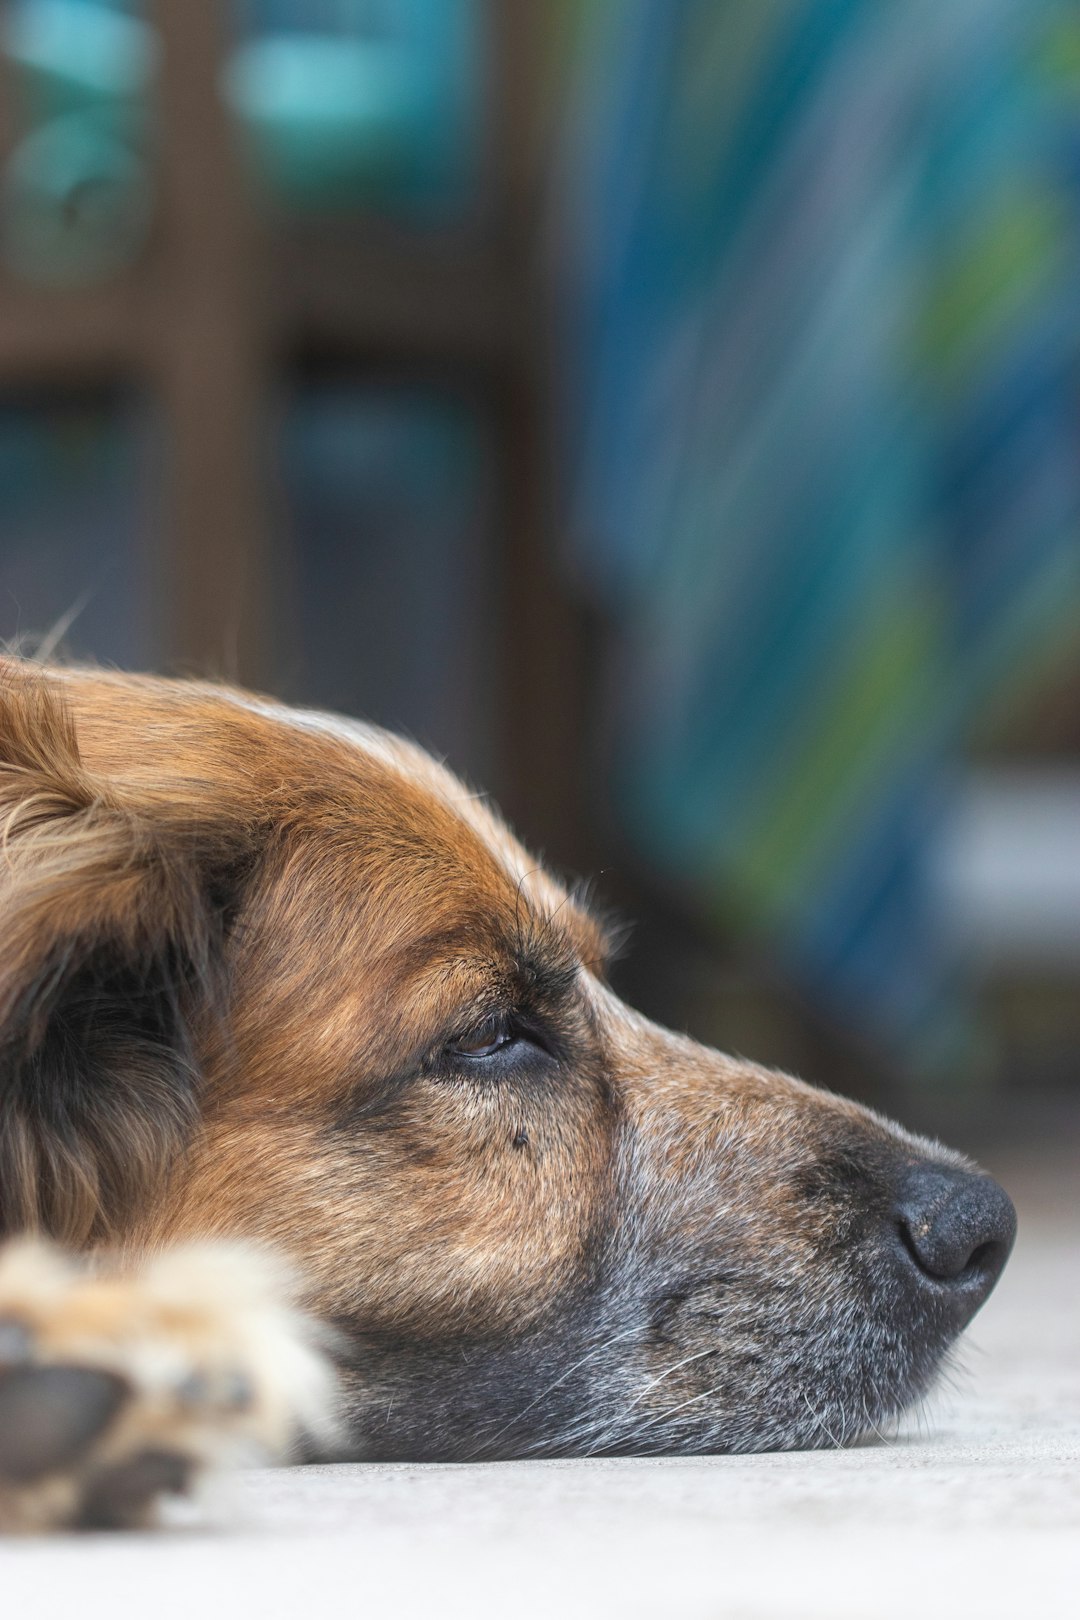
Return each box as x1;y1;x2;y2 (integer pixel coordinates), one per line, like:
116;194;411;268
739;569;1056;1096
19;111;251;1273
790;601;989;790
894;1165;1016;1325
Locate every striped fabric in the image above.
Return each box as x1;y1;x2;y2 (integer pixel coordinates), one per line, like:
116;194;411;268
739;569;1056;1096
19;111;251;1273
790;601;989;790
563;0;1080;1077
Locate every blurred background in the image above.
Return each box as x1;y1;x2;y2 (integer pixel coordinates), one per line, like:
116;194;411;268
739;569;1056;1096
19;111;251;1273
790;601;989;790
1;0;1079;1150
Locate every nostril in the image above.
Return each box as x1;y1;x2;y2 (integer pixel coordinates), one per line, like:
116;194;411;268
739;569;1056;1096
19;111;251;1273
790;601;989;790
897;1217;1007;1286
894;1165;1016;1303
965;1240;1000;1280
896;1216;928;1273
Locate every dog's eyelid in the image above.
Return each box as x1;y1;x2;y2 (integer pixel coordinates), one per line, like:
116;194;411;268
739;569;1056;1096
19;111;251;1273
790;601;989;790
434;1001;562;1072
446;1010;515;1060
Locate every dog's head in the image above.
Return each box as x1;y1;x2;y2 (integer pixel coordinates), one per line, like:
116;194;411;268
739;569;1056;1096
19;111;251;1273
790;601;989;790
0;660;1015;1458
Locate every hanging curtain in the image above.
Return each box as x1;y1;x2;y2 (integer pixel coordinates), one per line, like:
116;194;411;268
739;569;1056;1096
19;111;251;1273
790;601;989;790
563;0;1080;1076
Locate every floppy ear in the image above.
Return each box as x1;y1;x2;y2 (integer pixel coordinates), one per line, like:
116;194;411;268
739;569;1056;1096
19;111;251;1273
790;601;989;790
0;672;247;1245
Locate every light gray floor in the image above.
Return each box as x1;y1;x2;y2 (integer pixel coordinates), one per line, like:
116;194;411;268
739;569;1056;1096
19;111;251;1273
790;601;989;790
3;1147;1077;1620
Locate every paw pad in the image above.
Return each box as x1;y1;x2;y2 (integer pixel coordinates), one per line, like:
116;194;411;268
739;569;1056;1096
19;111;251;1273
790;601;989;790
0;1365;130;1484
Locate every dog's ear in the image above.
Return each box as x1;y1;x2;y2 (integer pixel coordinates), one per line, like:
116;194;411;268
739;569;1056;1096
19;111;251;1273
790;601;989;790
0;672;249;1245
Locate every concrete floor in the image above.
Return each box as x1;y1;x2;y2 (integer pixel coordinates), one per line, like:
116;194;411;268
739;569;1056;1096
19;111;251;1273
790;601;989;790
2;1146;1077;1620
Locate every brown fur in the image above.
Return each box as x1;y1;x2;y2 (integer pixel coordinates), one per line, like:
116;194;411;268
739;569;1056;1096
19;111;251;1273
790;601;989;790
0;655;1014;1519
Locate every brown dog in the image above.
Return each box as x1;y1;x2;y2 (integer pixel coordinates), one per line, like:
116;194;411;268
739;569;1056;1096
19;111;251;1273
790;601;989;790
0;658;1015;1528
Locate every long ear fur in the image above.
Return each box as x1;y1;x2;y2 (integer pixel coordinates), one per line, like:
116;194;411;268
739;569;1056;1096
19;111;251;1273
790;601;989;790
0;673;244;1245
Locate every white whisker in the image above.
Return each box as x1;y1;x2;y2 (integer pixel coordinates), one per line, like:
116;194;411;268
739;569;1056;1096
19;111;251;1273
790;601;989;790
584;1344;719;1456
472;1323;644;1458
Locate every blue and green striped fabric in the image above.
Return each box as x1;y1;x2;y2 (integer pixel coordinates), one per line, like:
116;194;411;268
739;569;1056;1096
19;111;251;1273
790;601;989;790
564;0;1080;1077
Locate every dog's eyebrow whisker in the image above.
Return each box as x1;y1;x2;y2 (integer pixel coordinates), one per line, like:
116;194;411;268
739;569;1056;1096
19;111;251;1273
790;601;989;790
510;867;547;959
540;888;576;935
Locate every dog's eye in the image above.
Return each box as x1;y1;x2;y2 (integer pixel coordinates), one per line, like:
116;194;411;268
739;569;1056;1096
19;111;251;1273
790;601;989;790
446;1017;516;1061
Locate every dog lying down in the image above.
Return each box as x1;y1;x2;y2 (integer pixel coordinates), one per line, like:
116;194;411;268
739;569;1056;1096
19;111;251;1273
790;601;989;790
0;658;1015;1530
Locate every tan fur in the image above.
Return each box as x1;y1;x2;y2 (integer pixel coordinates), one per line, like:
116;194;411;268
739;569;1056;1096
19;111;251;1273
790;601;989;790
0;662;612;1334
0;657;1012;1527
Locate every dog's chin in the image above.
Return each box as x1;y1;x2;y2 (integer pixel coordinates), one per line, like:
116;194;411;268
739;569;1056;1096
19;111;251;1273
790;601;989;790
343;1369;939;1464
595;1351;948;1459
591;1295;966;1459
335;1295;959;1464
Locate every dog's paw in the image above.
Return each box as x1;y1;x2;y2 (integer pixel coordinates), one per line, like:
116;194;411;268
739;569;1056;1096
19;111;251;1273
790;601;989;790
0;1240;338;1532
